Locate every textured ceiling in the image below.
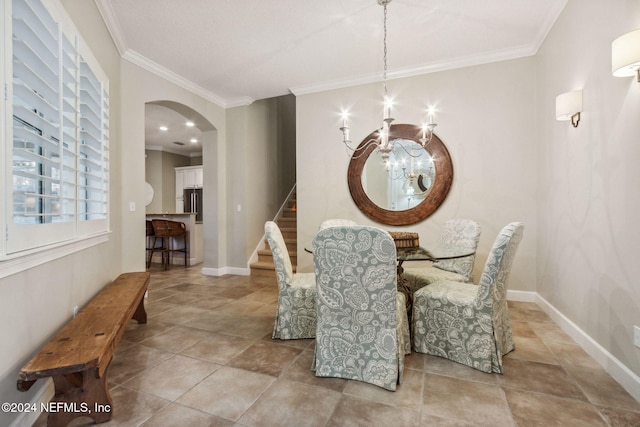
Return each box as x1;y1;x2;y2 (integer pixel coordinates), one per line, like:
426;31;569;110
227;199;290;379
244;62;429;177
96;0;567;154
97;0;567;107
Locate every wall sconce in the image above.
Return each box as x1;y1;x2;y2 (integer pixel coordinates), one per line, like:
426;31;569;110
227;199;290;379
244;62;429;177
612;28;640;81
556;90;582;128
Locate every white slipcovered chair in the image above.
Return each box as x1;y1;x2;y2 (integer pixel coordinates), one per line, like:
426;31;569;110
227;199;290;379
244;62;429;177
265;221;316;339
319;218;357;230
312;225;409;391
403;219;481;294
411;222;524;374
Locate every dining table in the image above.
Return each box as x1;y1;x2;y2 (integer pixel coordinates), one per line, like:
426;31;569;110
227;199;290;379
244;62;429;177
305;242;474;291
395;243;476;317
305;239;475;326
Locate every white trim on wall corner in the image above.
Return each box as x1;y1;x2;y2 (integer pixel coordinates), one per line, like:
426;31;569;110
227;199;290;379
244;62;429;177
0;233;110;280
9;379;53;427
247;237;263;269
506;290;537;302
535;294;640;403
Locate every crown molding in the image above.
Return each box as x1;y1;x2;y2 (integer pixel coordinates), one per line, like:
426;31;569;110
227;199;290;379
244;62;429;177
123;50;243;108
96;0;567;104
94;0;127;56
530;0;568;54
290;44;536;96
95;0;252;109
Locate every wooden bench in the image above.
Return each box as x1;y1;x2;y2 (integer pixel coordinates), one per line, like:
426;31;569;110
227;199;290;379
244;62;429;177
17;272;150;426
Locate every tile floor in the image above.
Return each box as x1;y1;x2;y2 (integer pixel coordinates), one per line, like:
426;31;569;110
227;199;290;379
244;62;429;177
36;265;640;426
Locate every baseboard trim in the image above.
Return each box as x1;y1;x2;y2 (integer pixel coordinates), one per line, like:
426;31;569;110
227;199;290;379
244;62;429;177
226;267;250;276
535;294;640;402
10;379;53;427
507;290;537;302
201;266;250;276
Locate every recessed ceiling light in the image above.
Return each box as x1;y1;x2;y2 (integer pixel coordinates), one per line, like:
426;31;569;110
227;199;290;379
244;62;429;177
190;138;198;143
159;125;168;131
186;121;195;127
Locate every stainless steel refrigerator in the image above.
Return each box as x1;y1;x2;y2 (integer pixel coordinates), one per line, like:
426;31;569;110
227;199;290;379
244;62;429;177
183;188;203;223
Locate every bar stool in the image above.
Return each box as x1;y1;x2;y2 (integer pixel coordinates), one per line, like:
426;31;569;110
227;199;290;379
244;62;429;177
145;220;155;268
149;219;188;269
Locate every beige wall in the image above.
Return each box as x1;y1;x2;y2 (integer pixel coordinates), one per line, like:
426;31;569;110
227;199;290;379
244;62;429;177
536;0;640;378
297;0;640;393
0;2;230;423
3;2;640;424
0;1;123;425
119;61;226;272
296;57;539;293
276;95;297;202
144;150;191;213
224;95;297;269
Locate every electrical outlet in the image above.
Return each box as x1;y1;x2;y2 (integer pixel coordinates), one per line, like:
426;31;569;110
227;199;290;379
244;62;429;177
634;326;640;348
73;306;78;318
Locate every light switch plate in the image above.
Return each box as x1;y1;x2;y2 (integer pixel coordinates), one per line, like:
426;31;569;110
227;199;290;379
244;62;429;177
634;325;640;348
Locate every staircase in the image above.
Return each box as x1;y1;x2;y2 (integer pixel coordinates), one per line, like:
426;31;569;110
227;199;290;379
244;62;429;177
250;191;297;278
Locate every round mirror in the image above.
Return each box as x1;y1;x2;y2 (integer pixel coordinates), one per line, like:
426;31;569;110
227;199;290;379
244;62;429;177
348;124;453;226
144;182;154;206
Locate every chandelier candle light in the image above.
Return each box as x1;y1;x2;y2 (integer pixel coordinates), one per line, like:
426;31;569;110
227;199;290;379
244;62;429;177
340;0;438;164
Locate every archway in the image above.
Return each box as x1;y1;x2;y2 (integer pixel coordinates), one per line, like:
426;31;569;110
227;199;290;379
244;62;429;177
144;100;216;269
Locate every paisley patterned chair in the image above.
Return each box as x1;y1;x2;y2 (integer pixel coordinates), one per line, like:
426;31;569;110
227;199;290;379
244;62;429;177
265;221;317;340
412;222;524;374
403;219;481;294
311;225;409;391
319;218;357;230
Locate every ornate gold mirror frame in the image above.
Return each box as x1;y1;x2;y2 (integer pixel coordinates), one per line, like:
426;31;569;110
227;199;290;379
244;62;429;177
347;123;453;226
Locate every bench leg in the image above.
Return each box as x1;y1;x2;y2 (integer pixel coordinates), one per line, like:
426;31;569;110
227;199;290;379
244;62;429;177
47;363;113;426
132;294;147;324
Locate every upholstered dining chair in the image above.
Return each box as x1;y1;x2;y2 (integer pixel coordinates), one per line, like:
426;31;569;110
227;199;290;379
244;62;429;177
403;219;481;294
311;225;410;391
265;221;317;340
411;222;524;374
318;218;357;230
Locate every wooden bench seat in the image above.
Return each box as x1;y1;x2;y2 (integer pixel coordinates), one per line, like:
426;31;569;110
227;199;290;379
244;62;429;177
17;272;150;426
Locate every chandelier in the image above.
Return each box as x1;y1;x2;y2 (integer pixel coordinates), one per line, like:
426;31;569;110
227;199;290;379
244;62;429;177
340;0;437;164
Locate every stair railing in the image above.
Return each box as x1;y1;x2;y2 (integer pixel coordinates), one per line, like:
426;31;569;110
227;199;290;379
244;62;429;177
247;184;297;268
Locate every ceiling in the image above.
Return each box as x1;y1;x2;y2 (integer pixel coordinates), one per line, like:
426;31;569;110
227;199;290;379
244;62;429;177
144;103;205;157
96;0;567;155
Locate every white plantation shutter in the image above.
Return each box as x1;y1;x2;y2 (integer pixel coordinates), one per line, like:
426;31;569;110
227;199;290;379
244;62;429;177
4;0;109;255
78;57;109;230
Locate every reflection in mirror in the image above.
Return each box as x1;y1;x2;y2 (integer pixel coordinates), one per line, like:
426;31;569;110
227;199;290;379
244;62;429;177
347;124;453;226
362;139;435;211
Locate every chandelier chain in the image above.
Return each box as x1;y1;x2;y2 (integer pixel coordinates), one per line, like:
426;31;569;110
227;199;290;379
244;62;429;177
339;0;438;162
383;2;388;98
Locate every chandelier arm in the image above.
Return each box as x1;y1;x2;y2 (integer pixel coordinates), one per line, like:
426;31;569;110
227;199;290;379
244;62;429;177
391;142;425;158
387;169;409;180
346;139;381;159
344;138;378;152
419;132;435;148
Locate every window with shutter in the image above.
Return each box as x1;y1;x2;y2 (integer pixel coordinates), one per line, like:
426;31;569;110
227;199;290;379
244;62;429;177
2;0;110;260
